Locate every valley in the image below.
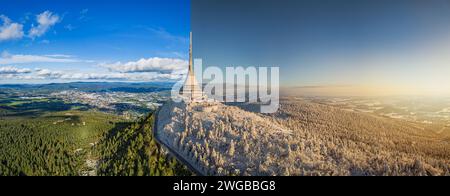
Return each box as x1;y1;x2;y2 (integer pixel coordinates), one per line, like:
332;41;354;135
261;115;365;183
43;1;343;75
0;82;190;176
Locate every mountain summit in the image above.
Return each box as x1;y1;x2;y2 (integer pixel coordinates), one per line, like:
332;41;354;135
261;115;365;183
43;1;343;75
155;98;450;176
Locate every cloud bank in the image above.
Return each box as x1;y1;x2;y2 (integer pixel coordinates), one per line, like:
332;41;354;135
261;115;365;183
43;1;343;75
0;66;31;74
0;66;185;82
0;51;84;65
101;57;188;73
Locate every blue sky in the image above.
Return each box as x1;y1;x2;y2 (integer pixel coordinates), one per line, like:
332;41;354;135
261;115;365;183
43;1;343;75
0;0;190;83
193;0;450;96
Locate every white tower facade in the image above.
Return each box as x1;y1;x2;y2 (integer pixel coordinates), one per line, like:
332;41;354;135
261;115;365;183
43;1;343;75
182;32;204;102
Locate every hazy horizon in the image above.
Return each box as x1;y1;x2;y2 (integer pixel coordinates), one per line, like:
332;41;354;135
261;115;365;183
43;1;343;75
193;0;450;97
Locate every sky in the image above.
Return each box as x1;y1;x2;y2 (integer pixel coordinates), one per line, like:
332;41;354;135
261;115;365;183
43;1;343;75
192;0;450;96
0;0;190;83
2;0;450;97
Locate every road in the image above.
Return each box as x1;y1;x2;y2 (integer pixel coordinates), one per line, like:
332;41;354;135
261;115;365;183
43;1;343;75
152;108;205;176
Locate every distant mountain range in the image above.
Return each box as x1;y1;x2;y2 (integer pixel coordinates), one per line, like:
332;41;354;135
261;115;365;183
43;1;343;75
0;82;175;93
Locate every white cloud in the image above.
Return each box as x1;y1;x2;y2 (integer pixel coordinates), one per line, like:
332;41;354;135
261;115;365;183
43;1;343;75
100;57;188;73
0;55;187;82
79;9;89;21
0;66;184;82
0;66;32;74
64;24;75;31
80;9;89;15
0;15;24;41
35;68;63;79
0;51;82;64
58;72;130;80
44;54;74;58
101;57;188;73
148;27;188;44
56;72;183;81
40;39;50;44
28;11;60;39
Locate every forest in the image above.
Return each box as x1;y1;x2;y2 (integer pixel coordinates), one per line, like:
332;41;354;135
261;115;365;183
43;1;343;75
0;107;191;176
0;83;192;176
157;99;450;176
96;113;191;176
0;110;122;175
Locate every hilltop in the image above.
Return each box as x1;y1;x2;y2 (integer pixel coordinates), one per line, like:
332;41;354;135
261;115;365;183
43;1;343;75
156;98;450;176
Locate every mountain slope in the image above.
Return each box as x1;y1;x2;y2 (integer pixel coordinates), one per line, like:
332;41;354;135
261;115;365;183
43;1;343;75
96;113;191;176
156;99;449;176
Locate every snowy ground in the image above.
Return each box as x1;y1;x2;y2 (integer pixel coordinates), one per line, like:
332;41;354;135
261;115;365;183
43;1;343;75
156;101;294;175
156;99;450;176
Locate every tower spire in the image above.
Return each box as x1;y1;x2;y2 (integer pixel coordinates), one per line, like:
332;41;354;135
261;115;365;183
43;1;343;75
182;31;204;102
189;32;193;73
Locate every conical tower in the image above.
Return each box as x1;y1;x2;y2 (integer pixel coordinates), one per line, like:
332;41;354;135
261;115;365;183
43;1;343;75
182;32;203;101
